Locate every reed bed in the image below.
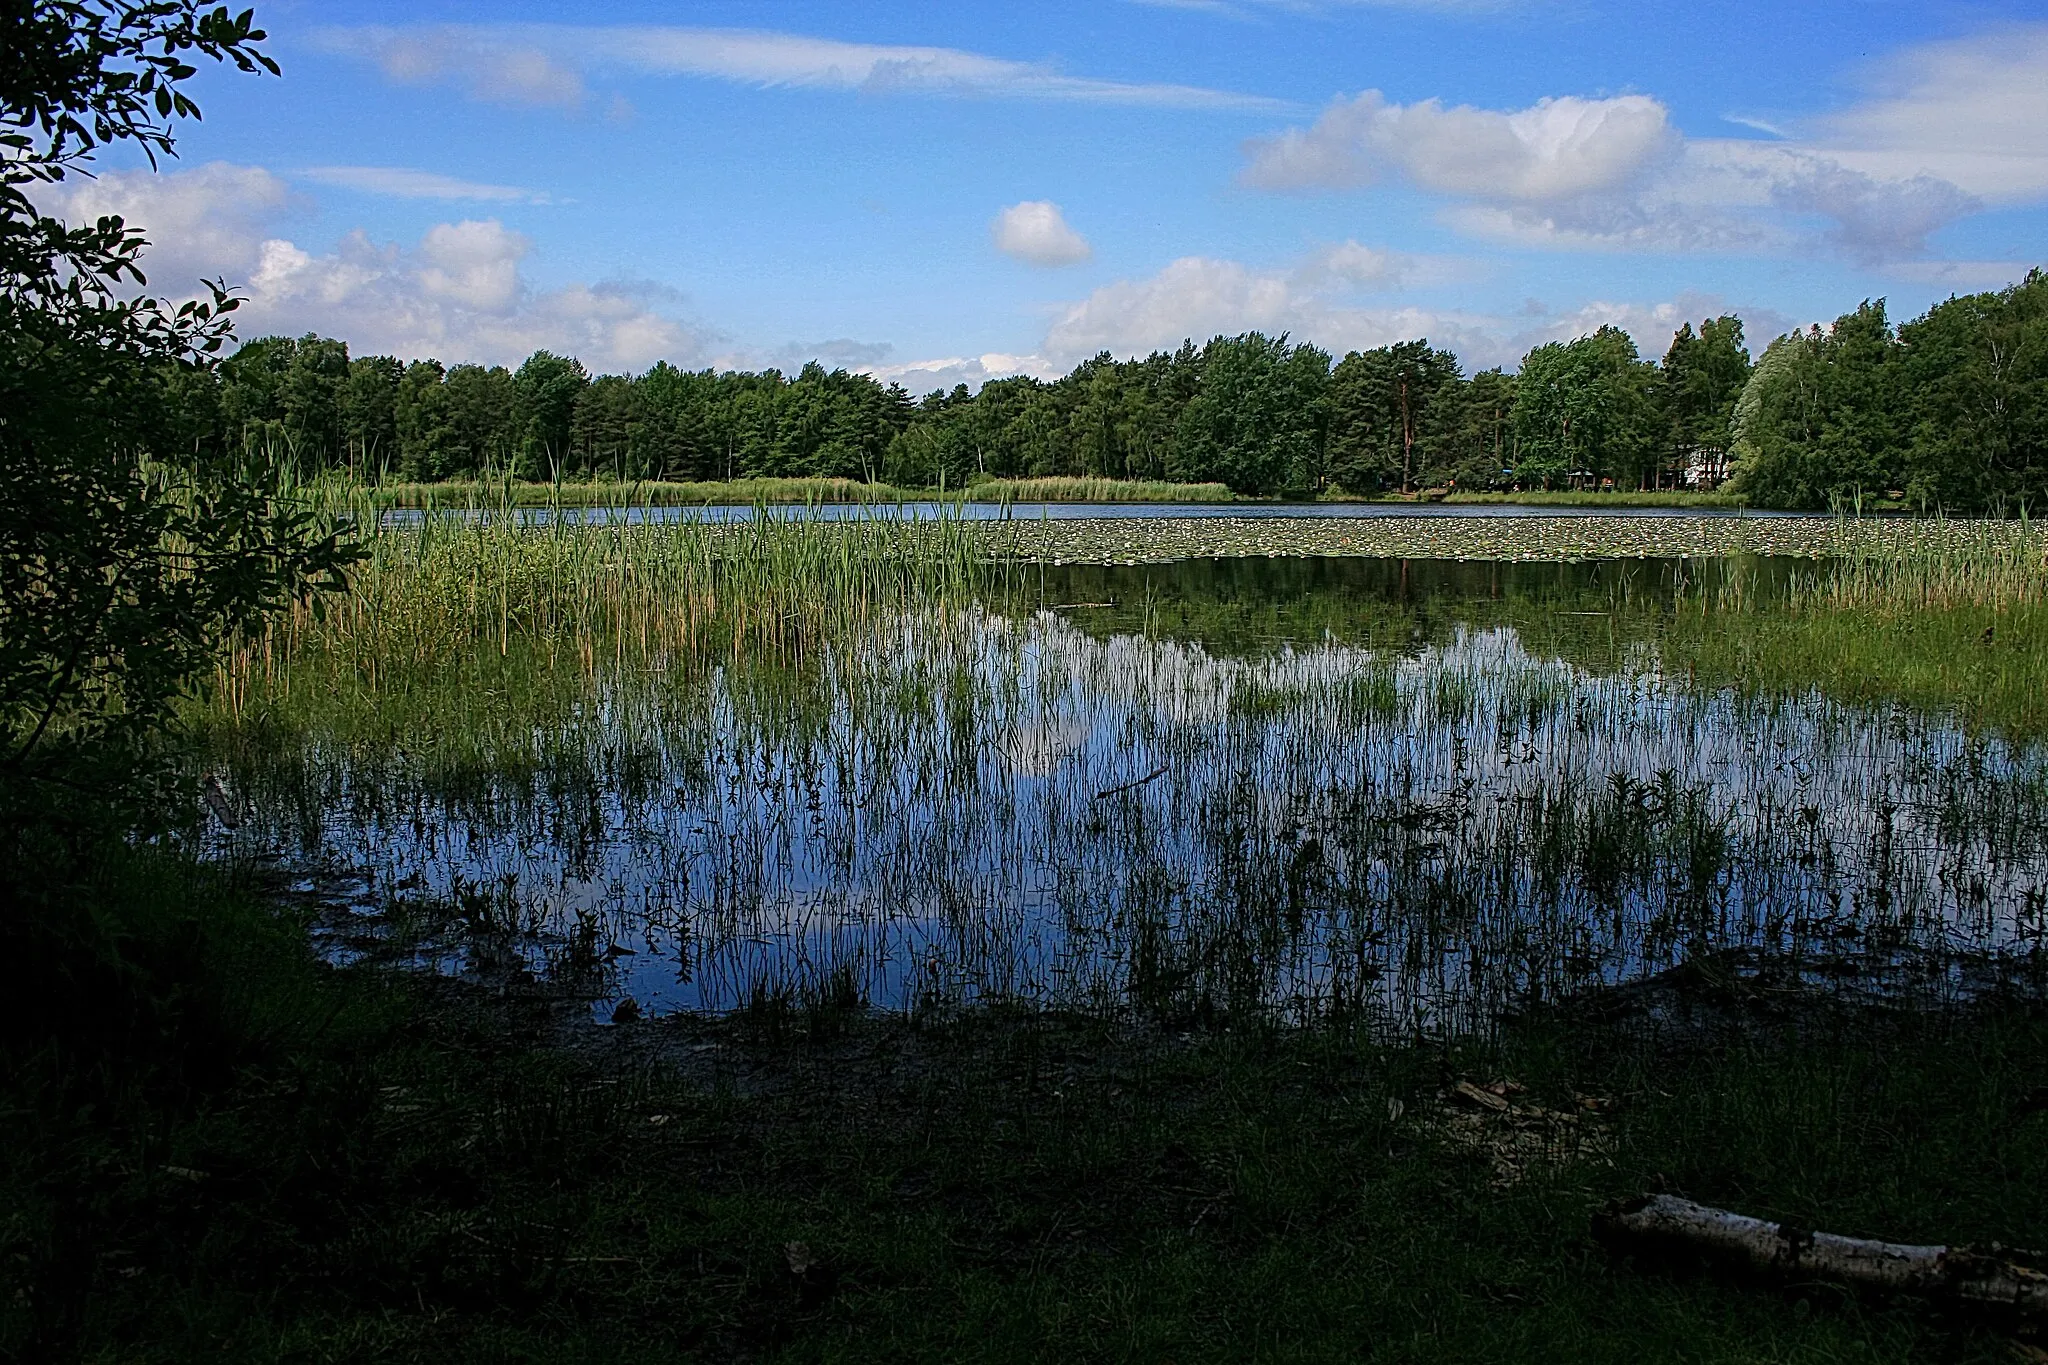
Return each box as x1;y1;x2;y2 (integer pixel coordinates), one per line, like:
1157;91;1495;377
189;492;2048;1033
367;475;929;509
363;475;1242;509
210;500;1010;720
197;576;2048;1033
962;476;1237;503
1795;515;2048;611
1656;517;2048;734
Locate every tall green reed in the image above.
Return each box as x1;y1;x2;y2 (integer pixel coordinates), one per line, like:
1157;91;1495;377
211;485;1012;720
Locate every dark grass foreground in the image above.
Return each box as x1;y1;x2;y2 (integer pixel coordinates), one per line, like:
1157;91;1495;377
4;849;2046;1363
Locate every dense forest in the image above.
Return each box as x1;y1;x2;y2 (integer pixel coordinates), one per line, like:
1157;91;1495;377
173;270;2047;510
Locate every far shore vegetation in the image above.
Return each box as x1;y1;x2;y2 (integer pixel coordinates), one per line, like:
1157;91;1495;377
182;268;2044;513
361;472;1757;509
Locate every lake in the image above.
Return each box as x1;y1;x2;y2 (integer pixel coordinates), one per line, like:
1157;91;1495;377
200;553;2048;1034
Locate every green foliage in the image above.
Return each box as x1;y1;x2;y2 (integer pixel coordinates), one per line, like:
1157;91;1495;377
1168;332;1330;495
1657;315;1751;479
1733;277;2048;512
1326;339;1463;494
1897;270;2048;512
0;344;354;802
169;270;2048;507
510;348;587;475
0;2;275;312
1732;301;1904;508
1514;327;1659;488
0;3;355;817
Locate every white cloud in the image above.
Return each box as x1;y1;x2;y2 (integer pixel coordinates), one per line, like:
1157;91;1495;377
1041;251;1496;366
992;201;1092;267
1813;24;2048;203
1243;91;1675;200
1037;250;1781;372
49;161;299;291
1244;79;1991;263
1294;239;1466;289
1720;114;1790;139
860;352;1067;395
38;163;707;372
301;166;553;204
324;24;1288;112
1765;157;1979;263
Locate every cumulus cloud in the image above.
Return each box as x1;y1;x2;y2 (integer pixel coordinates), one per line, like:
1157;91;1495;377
1036;250;1781;372
1040;249;1496;367
50;161;299;290
992;201;1092;267
1244;91;1675;200
300;166;554;204
860;352;1067;395
323;24;1287;112
39;163;706;372
1245;80;1991;263
1765;157;1979;263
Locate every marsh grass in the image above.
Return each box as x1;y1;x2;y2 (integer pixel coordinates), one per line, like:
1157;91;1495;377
963;476;1237;503
23;522;2048;1357
1668;518;2048;735
211;498;1010;717
193;554;2048;1034
363;475;1243;509
368;475;926;508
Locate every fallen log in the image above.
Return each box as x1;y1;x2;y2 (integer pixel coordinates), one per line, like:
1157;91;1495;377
1594;1194;2048;1320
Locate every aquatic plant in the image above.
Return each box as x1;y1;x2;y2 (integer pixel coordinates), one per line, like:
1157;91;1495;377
194;573;2048;1036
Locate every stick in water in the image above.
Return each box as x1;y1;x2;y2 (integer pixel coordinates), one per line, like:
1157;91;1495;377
1093;766;1168;800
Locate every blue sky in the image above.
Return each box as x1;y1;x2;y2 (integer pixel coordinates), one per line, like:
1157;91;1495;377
51;0;2048;389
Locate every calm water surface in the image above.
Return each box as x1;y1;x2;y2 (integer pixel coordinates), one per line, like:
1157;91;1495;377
214;558;2048;1031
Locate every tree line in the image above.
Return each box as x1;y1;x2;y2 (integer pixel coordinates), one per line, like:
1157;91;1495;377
178;269;2046;510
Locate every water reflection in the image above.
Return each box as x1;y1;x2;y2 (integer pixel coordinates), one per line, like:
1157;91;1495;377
219;558;2048;1032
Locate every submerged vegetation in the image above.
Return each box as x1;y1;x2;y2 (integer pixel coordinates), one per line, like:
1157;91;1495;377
192;521;2048;1026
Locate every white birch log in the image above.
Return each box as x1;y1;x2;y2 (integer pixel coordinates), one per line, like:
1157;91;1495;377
1594;1194;2048;1319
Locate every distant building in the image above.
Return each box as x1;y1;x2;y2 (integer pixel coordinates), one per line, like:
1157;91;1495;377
1679;444;1732;489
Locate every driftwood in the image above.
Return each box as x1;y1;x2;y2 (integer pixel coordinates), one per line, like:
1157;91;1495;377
1595;1194;2048;1320
1093;766;1168;800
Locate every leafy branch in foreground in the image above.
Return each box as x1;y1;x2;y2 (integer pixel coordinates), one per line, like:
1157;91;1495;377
0;3;357;815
